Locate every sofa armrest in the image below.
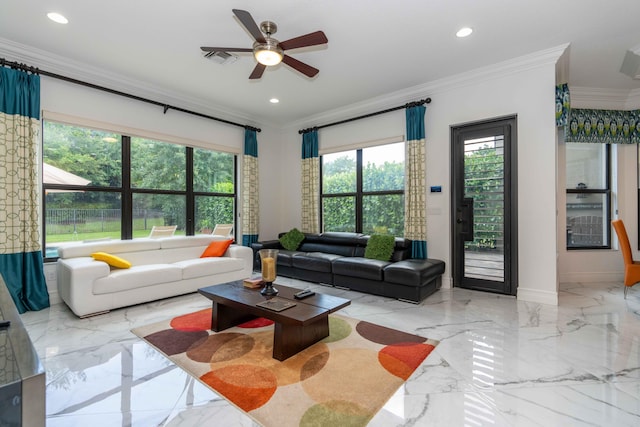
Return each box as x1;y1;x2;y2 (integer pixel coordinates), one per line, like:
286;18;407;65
251;240;281;251
57;257;111;316
224;245;254;274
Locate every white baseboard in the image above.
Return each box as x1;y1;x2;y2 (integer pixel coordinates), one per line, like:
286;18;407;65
517;287;558;306
559;271;622;283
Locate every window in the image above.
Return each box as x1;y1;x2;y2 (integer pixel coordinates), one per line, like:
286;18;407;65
42;121;236;258
321;142;404;235
565;143;610;249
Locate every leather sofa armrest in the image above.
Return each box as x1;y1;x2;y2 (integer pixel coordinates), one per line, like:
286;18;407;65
251;240;281;250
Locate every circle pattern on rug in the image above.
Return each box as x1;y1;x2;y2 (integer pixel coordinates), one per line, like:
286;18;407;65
186;332;255;363
144;329;208;356
356;320;427;345
323;316;351;343
201;364;277;412
170;308;211;331
379;342;435;380
300;400;370;427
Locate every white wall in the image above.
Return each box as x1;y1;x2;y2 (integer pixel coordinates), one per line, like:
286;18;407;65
267;49;562;305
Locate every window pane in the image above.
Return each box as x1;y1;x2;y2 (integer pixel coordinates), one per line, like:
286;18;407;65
363;194;404;235
43;121;121;188
322;151;356;194
195;195;235;233
131;137;185;190
45;192;121;258
193;148;234;193
322;196;355;232
565;143;606;189
132;194;185;237
566;193;608;247
363;143;404;192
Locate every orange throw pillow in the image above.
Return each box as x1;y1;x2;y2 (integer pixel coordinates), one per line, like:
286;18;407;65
200;239;233;258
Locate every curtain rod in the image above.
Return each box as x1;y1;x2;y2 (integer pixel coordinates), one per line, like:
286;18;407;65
0;57;261;133
298;97;431;134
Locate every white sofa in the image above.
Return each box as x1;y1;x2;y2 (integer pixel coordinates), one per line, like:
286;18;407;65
56;235;253;317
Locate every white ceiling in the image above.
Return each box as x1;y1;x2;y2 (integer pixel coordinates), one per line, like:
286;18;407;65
1;0;640;128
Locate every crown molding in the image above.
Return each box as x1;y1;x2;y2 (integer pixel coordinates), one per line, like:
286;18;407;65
286;44;570;132
0;37;257;127
569;86;638;110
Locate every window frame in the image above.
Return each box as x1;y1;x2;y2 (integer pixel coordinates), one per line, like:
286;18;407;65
320;143;405;235
565;143;611;250
42;120;237;260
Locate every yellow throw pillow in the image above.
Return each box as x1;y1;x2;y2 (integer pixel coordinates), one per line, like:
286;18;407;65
91;252;132;269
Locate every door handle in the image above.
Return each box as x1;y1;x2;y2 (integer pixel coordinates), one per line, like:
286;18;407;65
456;218;463;224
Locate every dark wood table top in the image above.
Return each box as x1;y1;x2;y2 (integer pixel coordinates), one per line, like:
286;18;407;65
198;281;351;326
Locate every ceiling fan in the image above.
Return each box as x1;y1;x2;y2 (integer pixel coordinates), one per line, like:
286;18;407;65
201;9;328;80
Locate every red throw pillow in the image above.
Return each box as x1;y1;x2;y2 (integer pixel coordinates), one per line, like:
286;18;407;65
200;239;233;258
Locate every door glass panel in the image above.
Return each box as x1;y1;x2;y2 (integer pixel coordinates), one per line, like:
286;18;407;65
463;136;505;282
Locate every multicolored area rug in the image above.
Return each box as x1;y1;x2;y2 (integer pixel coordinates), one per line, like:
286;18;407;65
132;308;438;427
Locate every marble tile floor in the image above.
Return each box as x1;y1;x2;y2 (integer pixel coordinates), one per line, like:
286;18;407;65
19;279;640;427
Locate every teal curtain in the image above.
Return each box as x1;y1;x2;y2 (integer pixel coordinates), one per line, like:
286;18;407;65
0;67;50;313
241;128;259;246
566;108;638;144
405;105;427;259
301;130;320;233
556;83;570;127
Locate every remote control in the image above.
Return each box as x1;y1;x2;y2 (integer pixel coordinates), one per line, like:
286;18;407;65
294;290;315;299
0;320;10;329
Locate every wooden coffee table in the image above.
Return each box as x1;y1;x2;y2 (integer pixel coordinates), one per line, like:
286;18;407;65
198;281;350;361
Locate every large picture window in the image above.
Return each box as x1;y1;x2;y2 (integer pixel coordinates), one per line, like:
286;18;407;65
565;143;611;249
321;142;404;235
42;121;236;258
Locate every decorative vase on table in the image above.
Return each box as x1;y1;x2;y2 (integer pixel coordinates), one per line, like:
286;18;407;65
259;249;279;296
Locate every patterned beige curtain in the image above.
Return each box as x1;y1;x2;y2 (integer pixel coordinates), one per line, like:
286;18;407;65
0;66;50;312
301;130;319;233
242;129;259;246
405;105;427;258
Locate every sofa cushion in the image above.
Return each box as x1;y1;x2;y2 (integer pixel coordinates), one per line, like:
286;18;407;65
175;257;245;280
364;234;395;261
332;257;389;281
274;250;297;267
93;264;182;294
292;252;343;273
279;228;305;250
384;259;446;286
200;239;233;257
91;252;131;269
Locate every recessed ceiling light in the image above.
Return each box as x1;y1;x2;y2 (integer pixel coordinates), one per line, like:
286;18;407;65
456;27;473;38
269;98;280;104
47;12;68;24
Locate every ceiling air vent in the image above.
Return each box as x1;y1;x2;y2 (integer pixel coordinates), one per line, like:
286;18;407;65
620;46;640;80
203;50;238;65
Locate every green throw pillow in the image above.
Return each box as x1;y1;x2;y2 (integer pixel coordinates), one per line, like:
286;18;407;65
364;234;396;261
279;228;305;251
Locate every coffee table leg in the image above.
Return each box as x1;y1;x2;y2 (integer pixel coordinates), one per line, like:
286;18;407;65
272;317;330;361
211;302;255;332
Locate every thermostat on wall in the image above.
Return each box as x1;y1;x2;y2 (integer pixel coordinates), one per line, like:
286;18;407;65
430;186;442;193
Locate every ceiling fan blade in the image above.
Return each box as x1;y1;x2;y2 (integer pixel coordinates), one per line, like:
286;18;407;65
232;9;266;43
279;31;328;51
201;47;253;53
282;55;319;78
249;63;267;80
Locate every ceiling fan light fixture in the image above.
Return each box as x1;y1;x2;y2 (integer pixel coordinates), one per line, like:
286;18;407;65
254;42;283;66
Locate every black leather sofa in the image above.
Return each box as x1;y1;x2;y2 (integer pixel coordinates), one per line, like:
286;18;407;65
251;232;445;303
